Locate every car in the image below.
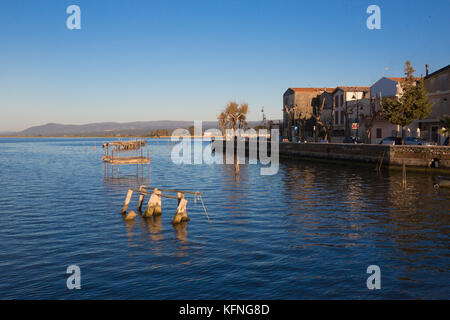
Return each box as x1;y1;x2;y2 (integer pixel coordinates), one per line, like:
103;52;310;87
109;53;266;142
342;136;363;144
379;137;402;145
405;137;436;146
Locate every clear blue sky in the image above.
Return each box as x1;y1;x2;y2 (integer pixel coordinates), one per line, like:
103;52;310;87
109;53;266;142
1;0;449;131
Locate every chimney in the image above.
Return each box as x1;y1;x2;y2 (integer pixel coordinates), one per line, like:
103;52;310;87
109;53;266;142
426;64;429;77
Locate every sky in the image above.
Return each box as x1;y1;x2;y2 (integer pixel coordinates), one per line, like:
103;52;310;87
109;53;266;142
0;0;449;131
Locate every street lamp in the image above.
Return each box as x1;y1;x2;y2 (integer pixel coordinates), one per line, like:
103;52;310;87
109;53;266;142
352;94;359;138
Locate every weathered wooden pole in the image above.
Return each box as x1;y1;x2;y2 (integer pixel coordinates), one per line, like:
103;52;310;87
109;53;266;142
137;185;146;212
402;160;407;188
121;189;133;214
111;150;114;178
124;210;137;221
172;192;189;224
143;188;162;217
147;150;150;177
107;145;109;177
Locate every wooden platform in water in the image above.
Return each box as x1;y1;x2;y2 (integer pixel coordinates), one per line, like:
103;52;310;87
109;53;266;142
102;155;150;165
102;140;147;151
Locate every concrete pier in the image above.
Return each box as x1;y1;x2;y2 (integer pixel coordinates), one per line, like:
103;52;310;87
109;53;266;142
277;143;450;172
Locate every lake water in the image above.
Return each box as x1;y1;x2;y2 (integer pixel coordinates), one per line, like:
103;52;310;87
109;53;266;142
0;138;448;299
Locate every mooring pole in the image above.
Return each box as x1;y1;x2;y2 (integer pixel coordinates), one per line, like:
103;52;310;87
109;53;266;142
402;160;407;188
121;189;134;214
137;185;146;212
172;192;189;224
147;150;150;177
111;150;114;178
124;210;137;221
144;188;162;217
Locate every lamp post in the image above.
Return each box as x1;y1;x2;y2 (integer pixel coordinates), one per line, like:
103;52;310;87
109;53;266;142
352;94;359;138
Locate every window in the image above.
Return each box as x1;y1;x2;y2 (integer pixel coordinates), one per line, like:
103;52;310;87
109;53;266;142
340;95;344;107
335;111;339;125
439;74;448;91
376;128;382;139
340;111;344;125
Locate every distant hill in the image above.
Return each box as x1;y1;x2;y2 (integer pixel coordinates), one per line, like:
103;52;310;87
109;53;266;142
6;120;276;137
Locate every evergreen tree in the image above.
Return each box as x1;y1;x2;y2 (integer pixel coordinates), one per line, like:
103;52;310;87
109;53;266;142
382;61;432;144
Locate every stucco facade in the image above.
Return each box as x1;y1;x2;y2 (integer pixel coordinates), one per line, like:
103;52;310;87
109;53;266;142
282;88;334;141
421;65;450;144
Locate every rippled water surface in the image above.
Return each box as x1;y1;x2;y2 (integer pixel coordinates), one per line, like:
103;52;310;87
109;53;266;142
0;138;448;299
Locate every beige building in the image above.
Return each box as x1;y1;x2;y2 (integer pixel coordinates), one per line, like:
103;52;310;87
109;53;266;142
421;65;450;144
282;88;334;141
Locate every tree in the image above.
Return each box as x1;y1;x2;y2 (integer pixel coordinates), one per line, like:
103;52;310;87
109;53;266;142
217;101;249;178
218;101;248;134
382;61;432;144
440;115;450;134
313;95;334;142
361;95;382;144
188;125;195;136
297;109;312;142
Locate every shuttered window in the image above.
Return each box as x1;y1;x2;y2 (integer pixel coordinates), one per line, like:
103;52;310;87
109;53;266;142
376;128;382;138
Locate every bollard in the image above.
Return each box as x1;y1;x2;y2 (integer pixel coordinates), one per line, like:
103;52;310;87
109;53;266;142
137;186;146;212
124;210;137;221
144;188;162;217
121;189;133;214
172;193;189;224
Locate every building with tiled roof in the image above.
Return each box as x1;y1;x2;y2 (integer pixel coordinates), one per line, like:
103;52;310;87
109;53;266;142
282;87;336;140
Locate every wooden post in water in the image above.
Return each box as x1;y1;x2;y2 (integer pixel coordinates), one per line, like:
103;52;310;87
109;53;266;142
124;210;137;221
172;192;189;224
107;145;109;177
402;161;406;187
137;185;146;212
402;160;407;188
111;150;114;178
121;189;133;214
143;188;162;217
147;150;150;177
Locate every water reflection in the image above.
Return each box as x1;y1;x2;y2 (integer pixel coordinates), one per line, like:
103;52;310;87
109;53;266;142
140;216;163;241
123;219;137;247
172;222;188;243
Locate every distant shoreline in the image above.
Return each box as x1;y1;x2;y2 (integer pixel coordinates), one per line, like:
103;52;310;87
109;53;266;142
0;135;214;139
0;136;172;139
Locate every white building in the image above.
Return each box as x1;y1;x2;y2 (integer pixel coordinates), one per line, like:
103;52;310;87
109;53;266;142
369;77;420;144
331;86;370;138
